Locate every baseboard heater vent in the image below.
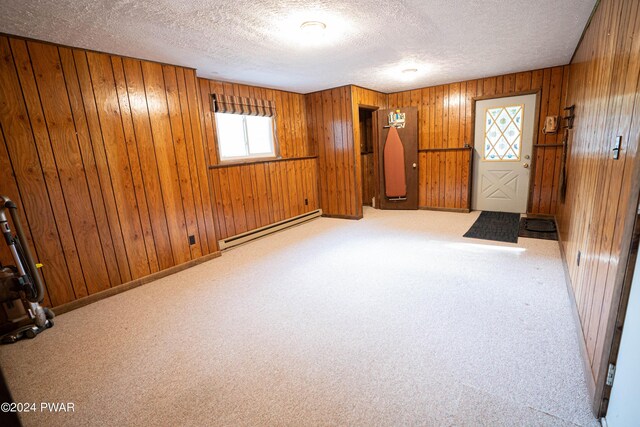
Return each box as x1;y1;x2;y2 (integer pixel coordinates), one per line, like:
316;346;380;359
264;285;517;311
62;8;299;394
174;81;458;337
219;209;322;250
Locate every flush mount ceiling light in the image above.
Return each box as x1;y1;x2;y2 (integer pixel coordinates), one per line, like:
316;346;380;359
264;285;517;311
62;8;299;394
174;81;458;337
273;12;351;49
398;67;420;82
385;61;436;83
300;21;327;33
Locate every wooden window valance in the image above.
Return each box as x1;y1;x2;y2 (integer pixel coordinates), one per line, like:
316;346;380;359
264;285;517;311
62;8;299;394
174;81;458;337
211;94;276;117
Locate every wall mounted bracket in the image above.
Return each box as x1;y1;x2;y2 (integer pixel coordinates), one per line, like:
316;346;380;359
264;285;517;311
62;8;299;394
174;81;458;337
563;105;575;129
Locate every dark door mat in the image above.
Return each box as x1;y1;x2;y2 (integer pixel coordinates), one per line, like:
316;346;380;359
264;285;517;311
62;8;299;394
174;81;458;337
518;218;558;241
463;211;521;243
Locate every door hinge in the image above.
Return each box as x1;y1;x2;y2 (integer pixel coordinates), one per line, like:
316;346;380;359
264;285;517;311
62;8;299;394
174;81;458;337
606;363;616;386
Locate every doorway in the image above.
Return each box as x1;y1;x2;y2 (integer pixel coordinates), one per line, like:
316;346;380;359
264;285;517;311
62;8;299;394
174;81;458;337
359;107;376;207
472;94;537;213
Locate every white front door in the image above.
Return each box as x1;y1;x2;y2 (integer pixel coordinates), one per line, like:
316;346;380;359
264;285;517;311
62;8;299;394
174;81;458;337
472;94;536;213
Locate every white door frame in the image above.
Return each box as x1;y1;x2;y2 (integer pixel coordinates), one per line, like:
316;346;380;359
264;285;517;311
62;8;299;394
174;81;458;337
605;250;640;426
469;90;541;213
598;203;640;418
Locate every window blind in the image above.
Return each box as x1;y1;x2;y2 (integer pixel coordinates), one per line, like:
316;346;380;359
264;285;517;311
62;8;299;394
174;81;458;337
212;94;276;117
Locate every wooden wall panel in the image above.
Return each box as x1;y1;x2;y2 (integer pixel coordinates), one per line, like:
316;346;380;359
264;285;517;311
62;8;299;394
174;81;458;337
119;58;173;271
112;57;160;274
184;70;218;253
0;35;218;308
305;87;354;218
4;38;84;305
88;51;152;278
556;0;640;414
305;85;386;218
141;60;192;267
388;66;569;213
73;48;133;284
163;65;202;260
33;44;114;296
209;159;319;240
198;77;318;240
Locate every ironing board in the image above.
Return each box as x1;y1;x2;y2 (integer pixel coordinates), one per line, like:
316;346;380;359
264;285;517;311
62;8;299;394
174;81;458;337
383;126;407;198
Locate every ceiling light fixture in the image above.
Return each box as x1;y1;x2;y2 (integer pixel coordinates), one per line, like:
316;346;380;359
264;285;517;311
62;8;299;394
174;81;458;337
300;21;327;34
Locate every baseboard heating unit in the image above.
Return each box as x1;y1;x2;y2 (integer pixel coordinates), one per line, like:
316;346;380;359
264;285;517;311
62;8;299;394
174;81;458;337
218;209;322;250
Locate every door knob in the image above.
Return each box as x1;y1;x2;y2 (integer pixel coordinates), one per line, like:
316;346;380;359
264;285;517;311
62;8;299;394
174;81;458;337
412;163;417;168
523;163;529;168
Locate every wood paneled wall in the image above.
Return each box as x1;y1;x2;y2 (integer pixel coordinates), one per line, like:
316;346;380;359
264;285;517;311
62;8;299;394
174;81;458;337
309;77;567;215
306;86;360;218
198;78;319;240
304;85;387;218
388;66;569;213
557;0;640;414
0;35;218;307
209;159;319;240
198;78;312;164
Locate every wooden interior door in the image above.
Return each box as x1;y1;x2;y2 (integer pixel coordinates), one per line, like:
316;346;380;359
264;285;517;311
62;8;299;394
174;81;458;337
375;107;418;210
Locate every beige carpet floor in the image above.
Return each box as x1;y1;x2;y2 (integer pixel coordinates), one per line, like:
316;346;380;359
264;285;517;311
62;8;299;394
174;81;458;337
0;208;599;426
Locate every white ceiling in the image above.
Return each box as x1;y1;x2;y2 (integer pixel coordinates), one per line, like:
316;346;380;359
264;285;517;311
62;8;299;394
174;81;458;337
0;0;595;93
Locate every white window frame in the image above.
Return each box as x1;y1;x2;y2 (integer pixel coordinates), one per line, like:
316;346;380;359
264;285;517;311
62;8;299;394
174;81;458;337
215;112;278;163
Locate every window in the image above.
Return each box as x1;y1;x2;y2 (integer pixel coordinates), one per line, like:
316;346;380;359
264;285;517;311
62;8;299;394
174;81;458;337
484;105;523;161
216;112;276;161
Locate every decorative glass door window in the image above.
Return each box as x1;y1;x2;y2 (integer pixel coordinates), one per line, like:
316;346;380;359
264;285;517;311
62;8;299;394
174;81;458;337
484;105;523;161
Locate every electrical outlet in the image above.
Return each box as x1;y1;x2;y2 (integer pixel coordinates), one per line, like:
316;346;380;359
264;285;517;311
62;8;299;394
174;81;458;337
188;235;196;245
577;251;581;266
304;198;308;206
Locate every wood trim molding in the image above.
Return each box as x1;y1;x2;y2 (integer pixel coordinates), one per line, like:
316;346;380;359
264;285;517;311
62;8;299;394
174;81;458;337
533;143;564;148
419;206;470;213
525;213;555;219
208;155;318;169
357;103;381;111
321;213;363;220
419;147;472;153
53;251;222;315
472;89;541;102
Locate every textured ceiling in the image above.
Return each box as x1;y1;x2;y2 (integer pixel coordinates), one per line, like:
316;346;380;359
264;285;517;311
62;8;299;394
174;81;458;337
0;0;595;93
